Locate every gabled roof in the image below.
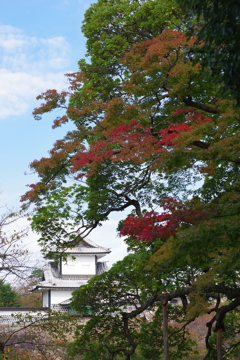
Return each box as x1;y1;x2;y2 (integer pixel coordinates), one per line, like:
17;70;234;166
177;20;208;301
59;299;71;306
65;238;111;255
48;238;111;256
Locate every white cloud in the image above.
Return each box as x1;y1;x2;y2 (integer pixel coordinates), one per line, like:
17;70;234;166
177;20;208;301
0;26;28;52
0;26;70;69
0;26;72;119
0;69;68;119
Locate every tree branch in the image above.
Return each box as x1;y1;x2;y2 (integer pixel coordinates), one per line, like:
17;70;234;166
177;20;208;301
183;96;221;114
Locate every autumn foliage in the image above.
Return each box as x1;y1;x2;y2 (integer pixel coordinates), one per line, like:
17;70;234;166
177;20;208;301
22;1;240;357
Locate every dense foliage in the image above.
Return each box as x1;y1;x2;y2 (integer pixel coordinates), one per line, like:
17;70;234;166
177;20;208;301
69;244;197;359
0;280;21;307
178;0;240;103
22;0;240;358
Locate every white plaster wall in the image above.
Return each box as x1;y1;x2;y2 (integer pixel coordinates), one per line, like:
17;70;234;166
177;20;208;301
51;289;73;306
62;255;96;275
42;291;49;307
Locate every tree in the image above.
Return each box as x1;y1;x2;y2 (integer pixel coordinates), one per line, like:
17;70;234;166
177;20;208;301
0;310;79;359
16;269;42;307
22;0;240;357
0;208;44;356
0;280;20;307
0;208;37;281
69;248;196;360
177;0;240;104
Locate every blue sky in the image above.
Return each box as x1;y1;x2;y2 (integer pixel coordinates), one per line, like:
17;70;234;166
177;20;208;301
0;0;127;266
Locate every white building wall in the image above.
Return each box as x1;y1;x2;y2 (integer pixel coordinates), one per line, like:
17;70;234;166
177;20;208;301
42;291;49;308
50;289;73;307
62;255;96;275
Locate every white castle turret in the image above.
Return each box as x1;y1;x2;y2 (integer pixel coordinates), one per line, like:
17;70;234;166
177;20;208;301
31;238;111;310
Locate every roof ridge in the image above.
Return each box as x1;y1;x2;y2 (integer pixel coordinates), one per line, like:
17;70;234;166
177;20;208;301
83;237;110;251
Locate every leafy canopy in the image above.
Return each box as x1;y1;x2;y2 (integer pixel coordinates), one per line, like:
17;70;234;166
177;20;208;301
0;280;21;307
22;0;240;357
178;0;240;103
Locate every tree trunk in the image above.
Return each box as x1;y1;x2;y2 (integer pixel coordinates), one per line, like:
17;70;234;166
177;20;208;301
217;328;223;360
162;302;169;360
0;340;4;354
